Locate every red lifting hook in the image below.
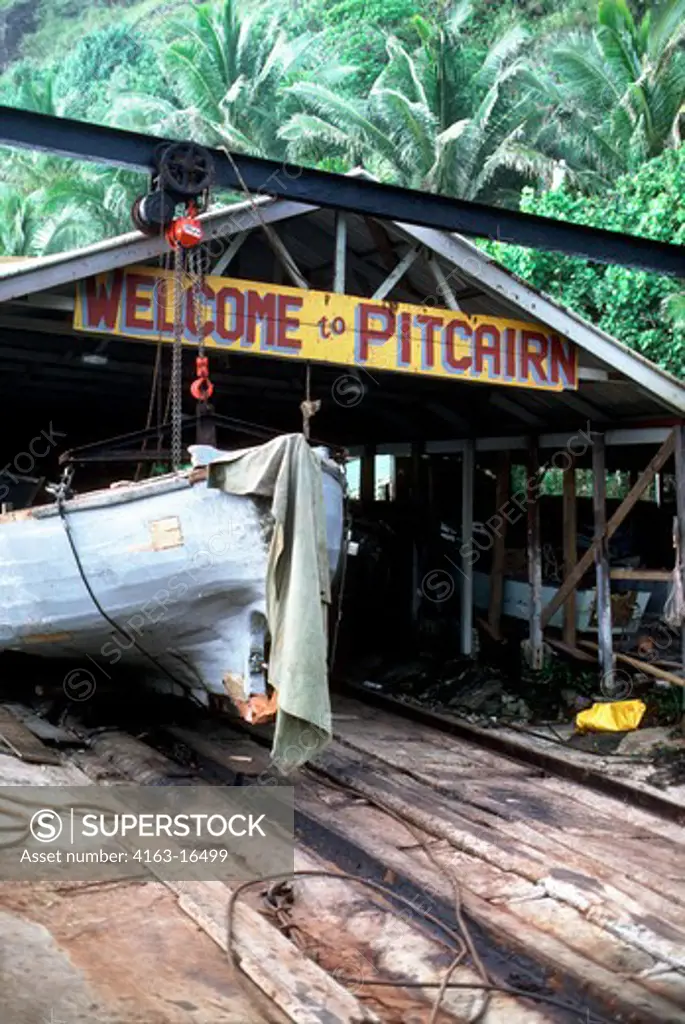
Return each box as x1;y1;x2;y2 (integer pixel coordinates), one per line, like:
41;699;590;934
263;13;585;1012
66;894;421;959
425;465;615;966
190;354;214;401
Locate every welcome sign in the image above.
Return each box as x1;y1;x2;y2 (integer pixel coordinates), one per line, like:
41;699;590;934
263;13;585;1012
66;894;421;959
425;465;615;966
74;266;578;392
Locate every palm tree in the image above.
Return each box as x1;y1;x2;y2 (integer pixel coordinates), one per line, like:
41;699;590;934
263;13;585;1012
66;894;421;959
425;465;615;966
110;0;352;159
0;62;145;256
518;0;685;185
278;2;559;201
0;166;141;257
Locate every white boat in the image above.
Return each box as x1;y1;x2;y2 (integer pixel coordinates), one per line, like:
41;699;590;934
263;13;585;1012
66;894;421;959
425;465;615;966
0;435;345;717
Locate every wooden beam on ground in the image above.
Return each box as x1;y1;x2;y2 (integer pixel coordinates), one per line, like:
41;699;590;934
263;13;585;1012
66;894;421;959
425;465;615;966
541;429;676;628
488;451;510;640
592;433;614;676
527;440;544;669
580;641;685;688
170;879;380;1023
562;460;577;646
460;439;475;656
546;637;597;664
0;707;61;765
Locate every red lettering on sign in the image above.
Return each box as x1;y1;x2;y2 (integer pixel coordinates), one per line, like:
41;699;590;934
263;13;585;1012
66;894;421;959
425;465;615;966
84;271;123;329
215;287;245;343
124;273;154;331
246;291;276;347
355;303;395;362
443;320;472;372
415;314;443;369
474;325;501;376
276;295;302;350
521;330;549;384
549;335;576;388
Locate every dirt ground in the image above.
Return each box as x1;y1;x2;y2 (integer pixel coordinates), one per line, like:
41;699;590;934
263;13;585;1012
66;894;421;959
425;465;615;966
0;879;269;1024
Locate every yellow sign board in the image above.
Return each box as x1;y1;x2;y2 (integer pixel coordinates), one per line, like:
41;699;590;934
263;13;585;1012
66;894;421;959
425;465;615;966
74;266;578;391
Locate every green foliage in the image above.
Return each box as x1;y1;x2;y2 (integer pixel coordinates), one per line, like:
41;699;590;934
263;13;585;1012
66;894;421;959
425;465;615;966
489;144;685;374
108;0;353;157
517;0;685;184
279;10;559;201
53;25;161;120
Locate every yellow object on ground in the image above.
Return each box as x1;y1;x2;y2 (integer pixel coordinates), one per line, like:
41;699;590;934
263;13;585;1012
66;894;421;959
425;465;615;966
575;699;646;733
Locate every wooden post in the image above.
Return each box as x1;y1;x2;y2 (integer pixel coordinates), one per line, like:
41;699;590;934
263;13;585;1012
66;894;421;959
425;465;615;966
592;433;614;677
460;440;475;656
360;444;375;503
488;451;510;639
562;460;577;646
527;440;543;669
674;426;685;705
542;430;675;627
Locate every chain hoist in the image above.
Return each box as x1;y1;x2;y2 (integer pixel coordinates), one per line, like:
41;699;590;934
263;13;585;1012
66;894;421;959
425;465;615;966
189;242;213;404
132;143;215;472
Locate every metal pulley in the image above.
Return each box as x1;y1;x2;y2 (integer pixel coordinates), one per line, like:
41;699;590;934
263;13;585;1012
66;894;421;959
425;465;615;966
131;141;214;235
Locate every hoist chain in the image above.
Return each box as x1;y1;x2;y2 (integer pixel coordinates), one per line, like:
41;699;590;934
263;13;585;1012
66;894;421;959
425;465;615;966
189;244;214;403
171;242;185;471
191;246;204;360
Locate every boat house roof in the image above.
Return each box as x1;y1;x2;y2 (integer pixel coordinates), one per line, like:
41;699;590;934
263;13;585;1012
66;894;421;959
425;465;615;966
1;179;683;467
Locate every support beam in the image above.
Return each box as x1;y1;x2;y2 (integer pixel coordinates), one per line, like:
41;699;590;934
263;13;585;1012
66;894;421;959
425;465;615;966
333;214;347;294
212;231;248;275
424;426;674;456
396;222;685;413
371;245;421;300
0;196;316;304
488;451;510;640
489;393;545;427
562;461;577;647
3;107;683;275
541;429;676;628
427;254;461;310
527;440;544;669
264;227;309;290
460;440;475;656
592;433;614;677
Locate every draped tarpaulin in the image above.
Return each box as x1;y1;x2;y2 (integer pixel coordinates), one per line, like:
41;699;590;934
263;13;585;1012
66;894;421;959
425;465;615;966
204;433;333;772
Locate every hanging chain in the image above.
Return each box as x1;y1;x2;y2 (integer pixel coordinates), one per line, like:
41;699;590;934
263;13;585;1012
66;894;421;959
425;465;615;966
192;246;205;363
171;243;185;471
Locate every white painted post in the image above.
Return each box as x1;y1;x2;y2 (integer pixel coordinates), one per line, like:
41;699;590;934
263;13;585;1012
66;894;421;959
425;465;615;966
460;439;474;656
592;432;614;677
333;214;347;294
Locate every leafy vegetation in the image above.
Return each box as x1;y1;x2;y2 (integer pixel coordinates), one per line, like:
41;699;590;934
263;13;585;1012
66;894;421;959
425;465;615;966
0;0;683;370
490;143;685;373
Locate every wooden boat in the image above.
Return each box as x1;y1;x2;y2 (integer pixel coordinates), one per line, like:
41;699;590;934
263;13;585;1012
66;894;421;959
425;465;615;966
0;437;345;706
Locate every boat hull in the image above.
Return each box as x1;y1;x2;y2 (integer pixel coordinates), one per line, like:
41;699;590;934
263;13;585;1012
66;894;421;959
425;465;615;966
0;465;344;699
